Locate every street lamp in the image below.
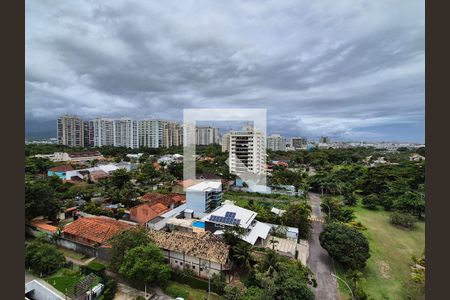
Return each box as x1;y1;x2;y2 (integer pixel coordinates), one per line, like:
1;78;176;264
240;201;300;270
331;273;354;300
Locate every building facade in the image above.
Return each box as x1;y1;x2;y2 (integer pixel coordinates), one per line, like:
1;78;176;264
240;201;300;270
113;118;139;148
92;118;115;147
266;134;287;151
196;126;220;146
228;128;266;176
57;115;84;147
186;181;222;217
291;137;307;149
83;120;94;147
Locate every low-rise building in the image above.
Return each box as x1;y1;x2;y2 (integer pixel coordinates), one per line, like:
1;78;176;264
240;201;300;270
186;181;222;218
47;165;74;179
201;204;271;246
149;230;231;279
129;202;170;226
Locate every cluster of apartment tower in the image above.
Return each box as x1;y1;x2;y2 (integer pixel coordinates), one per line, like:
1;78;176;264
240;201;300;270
57;115;219;148
57;115;311;177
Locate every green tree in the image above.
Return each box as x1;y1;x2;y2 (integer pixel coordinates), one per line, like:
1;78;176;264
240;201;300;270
321;196;355;223
282;202;312;239
223;283;246;300
118;244;171;286
320;223;370;270
394;191;425;218
232;241;252;270
25;180;62;221
25;238;65;276
110;227;151;270
111;169;131;189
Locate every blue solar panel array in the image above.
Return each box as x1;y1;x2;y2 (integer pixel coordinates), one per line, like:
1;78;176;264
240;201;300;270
209;212;240;225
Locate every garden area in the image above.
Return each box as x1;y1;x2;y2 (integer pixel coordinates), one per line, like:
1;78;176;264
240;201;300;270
336;205;425;300
164;281;222;300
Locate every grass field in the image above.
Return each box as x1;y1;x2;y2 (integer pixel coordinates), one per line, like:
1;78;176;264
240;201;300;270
164;281;222;300
338;206;425;300
45;267;83;294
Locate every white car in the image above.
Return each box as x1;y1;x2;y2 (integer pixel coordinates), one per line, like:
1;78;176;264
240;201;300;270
175;298;185;300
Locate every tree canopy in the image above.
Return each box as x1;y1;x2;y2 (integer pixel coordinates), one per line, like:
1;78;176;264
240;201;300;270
320;223;370;270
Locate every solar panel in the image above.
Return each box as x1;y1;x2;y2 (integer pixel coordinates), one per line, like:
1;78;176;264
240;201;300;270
225;212;236;218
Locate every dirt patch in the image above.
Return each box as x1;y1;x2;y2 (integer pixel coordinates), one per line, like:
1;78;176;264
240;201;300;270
379;261;391;279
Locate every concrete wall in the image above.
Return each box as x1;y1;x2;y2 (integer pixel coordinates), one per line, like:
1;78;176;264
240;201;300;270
186;191;206;214
162;249;225;279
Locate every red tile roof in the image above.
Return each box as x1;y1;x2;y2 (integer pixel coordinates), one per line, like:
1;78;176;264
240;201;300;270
63;217;133;245
129;202;170;225
140;193;186;207
30;221;58;234
49;165;74;172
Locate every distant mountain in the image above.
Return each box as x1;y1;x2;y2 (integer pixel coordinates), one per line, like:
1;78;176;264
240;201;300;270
25;120;56;139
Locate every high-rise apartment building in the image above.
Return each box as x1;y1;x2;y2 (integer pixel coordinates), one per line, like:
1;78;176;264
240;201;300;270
83;120;94;147
92;118;114;147
162;121;183;148
57;115;84;147
320;136;330;144
221;133;231;152
291;137;307;149
113;118;139;148
266;134;287;151
228;127;266;176
196;126;220;146
138;120;164;148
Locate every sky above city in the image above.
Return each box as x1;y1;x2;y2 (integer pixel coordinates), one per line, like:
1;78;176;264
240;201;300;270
25;0;424;142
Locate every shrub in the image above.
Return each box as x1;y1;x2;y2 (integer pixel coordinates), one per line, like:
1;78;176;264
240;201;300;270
390;212;416;229
165;285;189;299
99;279;117;300
362;194;379;210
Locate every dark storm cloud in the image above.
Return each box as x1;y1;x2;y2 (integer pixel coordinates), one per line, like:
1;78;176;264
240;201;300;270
25;0;424;142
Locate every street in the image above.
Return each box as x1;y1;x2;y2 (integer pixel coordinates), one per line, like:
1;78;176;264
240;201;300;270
307;192;340;300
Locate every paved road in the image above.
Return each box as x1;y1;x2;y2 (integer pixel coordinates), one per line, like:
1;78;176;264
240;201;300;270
307;192;340;300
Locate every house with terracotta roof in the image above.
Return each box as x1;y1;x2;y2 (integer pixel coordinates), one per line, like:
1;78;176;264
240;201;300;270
140;193;186;210
149;230;231;280
62;216;134;247
47;165;74;179
26;220;59;239
129;202;170;226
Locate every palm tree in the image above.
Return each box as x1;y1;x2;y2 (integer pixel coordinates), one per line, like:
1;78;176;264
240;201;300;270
269;236;279;250
232;242;252;270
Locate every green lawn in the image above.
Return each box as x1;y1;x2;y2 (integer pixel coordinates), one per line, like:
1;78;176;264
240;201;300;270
45;268;83;294
338;206;425;300
164;281;222;300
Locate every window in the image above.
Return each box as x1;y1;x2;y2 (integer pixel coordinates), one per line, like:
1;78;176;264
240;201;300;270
192;265;195;269
180;262;183;266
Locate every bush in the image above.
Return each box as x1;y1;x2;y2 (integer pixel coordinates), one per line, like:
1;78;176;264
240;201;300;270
165;285;189;299
98;279;117;300
362;194;379;210
390;212;416;229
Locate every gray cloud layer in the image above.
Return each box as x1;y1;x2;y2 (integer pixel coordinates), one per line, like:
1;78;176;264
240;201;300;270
25;0;424;142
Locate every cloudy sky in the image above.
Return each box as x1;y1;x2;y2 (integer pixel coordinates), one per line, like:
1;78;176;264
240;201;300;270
25;0;424;142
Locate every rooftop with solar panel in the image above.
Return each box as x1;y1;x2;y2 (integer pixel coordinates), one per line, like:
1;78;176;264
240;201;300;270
201;203;257;229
